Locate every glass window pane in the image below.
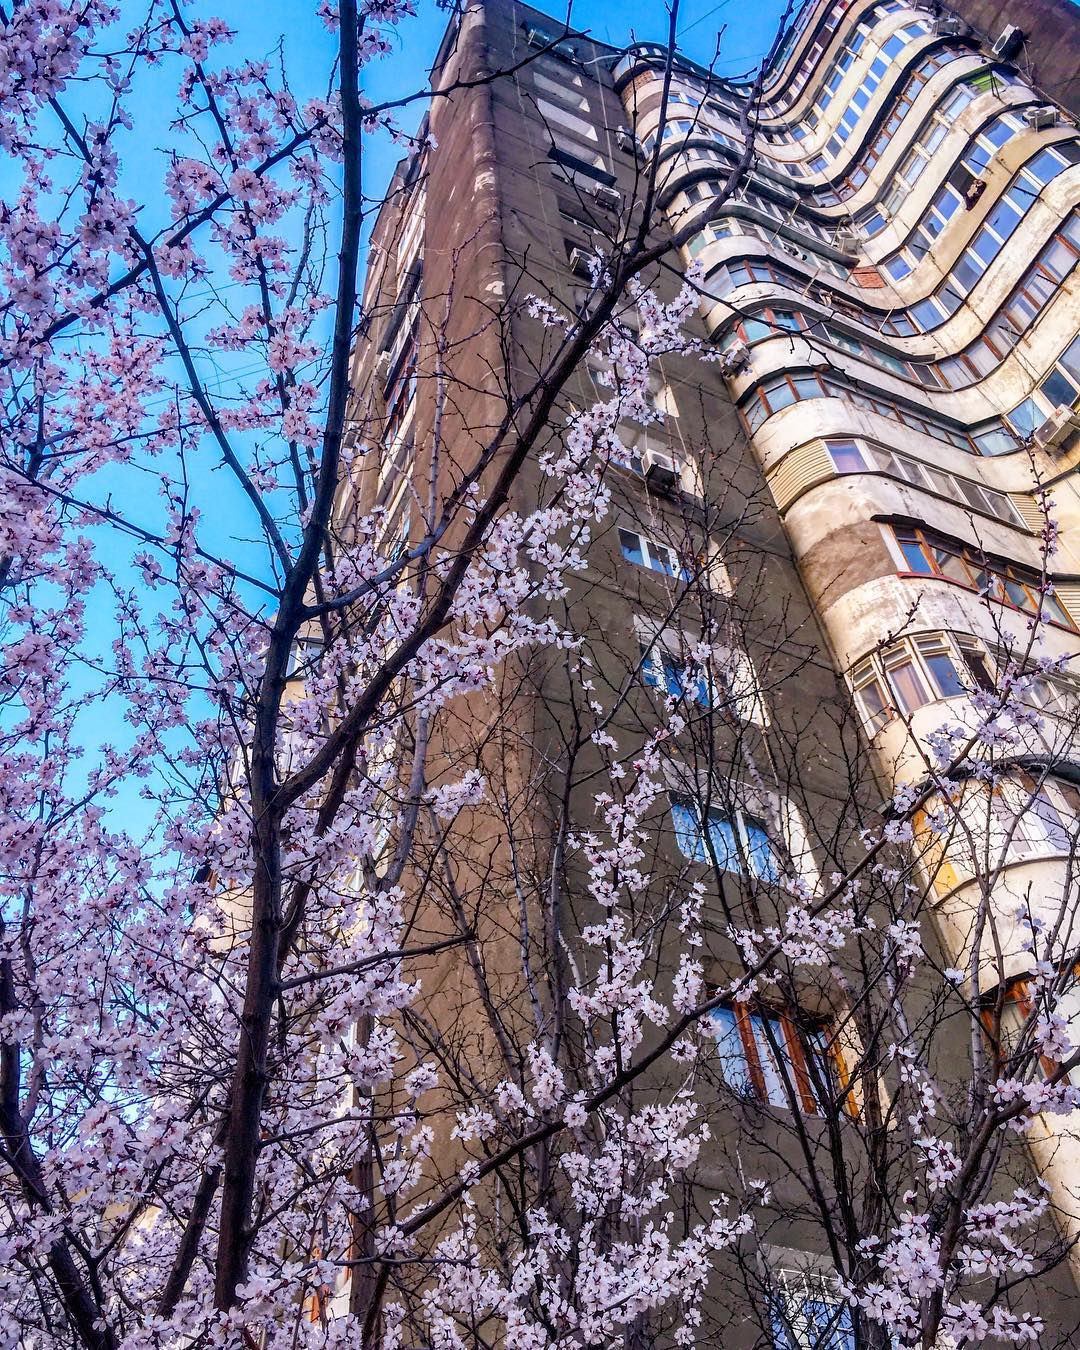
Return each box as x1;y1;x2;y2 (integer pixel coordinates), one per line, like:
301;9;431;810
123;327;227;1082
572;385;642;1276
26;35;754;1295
1041;238;1076;281
896;532;933;573
826;439;865;472
640;645;663;689
859;676;891;730
965;143;991;174
887;660;930;713
706;810;740;871
650;541;678;576
953;252;983;291
938;550;972;586
970;228;1002;265
962;645;996;691
712;1008;753;1095
1026;146;1067;186
1032;785;1070;852
935;186;961;222
744;815;779;881
743;317;772;342
671;799;705;861
749;1014;791;1107
1042;591;1073;627
1059;336;1080;383
1008;397;1042;437
1004;576;1034;611
804;1298;856;1350
619;528;644;567
766;379;796;411
924;650;966;697
661;654;685;698
974;425;1018;456
1041;368;1080;410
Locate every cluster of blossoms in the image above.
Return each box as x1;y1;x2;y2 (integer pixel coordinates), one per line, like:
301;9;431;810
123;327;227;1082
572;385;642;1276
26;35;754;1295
5;1;1080;1345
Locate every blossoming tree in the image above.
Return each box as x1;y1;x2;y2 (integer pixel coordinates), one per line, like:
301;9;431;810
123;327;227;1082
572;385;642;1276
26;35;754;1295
2;1;1080;1347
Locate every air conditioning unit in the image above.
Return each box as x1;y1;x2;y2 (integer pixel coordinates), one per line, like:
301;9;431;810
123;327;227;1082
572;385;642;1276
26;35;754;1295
990;24;1024;60
643;448;680;492
615;126;640;155
374;351;391;377
1034;404;1080;449
1023;105;1059;130
591;183;622;210
834;227;860;252
568;246;594;278
719;340;751;375
932;14;962;35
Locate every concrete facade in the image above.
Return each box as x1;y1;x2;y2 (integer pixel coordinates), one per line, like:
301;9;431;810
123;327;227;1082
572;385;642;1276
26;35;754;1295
344;0;1080;1337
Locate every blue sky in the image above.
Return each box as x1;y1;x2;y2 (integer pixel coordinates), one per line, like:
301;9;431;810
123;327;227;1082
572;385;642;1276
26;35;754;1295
11;1;791;839
216;0;794;240
367;0;795;207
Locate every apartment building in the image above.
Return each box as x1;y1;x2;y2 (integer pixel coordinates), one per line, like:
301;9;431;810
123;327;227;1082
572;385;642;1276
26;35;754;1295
346;0;1080;1338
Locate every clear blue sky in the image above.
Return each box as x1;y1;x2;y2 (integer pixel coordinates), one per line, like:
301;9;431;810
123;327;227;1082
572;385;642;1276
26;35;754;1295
11;0;791;842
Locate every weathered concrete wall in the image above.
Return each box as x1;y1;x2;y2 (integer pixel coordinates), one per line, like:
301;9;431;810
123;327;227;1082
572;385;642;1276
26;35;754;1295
948;0;1080;116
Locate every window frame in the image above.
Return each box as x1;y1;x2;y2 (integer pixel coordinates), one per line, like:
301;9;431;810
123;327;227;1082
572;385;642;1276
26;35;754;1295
617;525;689;580
888;524;1075;629
850;631;1000;732
669;794;783;880
710;1002;841;1116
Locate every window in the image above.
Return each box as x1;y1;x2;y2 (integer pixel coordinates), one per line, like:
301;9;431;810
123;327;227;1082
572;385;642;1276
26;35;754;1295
878;143;1080;329
835;441;1026;527
989;646;1079;716
686;219;736;256
618;526;687;579
740;371;829;431
852;633;1004;732
383;321;418;449
723;308;938;391
942;214;1080;389
984;972;1080;1084
889;525;1075;628
641;645;712;707
524;23;579;62
711;1005;831;1114
824;438;865;473
990;772;1080;860
738;373;984;454
860;209;885;236
769;1264;856;1350
881;643;930;713
1005;336;1080;436
670;797;781;879
638;625;766;723
915;635;966;697
851;659;891;733
961;112;1024;176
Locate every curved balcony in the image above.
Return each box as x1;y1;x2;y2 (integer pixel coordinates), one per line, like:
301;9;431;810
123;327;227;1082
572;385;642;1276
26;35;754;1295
673;161;1079;369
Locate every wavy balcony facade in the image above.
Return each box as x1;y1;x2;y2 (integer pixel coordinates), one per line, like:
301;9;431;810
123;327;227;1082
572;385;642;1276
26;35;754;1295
619;0;1080;1222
